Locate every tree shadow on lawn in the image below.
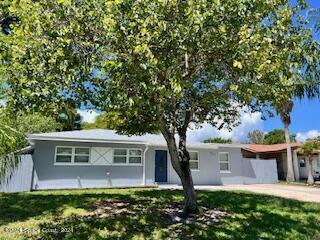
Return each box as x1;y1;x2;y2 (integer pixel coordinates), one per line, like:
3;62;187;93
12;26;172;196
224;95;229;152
36;198;181;240
0;188;179;227
1;189;320;239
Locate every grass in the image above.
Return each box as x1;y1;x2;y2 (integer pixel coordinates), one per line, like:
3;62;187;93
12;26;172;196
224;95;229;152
0;188;320;240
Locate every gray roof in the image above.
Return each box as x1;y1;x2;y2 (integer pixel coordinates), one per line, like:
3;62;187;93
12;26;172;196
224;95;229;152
28;129;164;143
28;129;245;149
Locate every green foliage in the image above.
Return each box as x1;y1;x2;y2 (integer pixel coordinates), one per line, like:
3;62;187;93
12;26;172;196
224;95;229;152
0;110;24;183
0;0;103;115
1;0;319;137
16;112;61;135
0;108;59;182
247;129;265;144
298;140;319;157
264;129;296;144
203;137;232;144
82;112;116;130
57;107;82;131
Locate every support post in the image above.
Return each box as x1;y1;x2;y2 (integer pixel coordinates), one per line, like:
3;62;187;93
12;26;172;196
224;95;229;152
142;145;149;186
292;149;299;181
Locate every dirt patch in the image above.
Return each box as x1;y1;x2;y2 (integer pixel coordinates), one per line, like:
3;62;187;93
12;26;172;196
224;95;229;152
87;199;148;218
163;205;229;225
87;199;229;227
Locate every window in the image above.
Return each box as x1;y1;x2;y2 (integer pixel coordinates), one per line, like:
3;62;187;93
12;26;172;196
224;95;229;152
189;151;199;170
74;148;90;163
113;149;142;165
55;147;90;164
129;149;142;164
56;147;72;163
299;158;306;168
113;149;127;164
219;152;230;172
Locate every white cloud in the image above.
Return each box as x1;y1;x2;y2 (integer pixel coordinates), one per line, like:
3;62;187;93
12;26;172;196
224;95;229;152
76;107;263;142
296;130;320;142
77;109;100;123
187;110;263;143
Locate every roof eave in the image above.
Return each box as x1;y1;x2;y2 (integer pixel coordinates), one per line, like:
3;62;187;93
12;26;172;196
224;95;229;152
27;136;149;145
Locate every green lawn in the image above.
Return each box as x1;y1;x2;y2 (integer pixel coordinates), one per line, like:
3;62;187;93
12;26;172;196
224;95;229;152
0;188;319;240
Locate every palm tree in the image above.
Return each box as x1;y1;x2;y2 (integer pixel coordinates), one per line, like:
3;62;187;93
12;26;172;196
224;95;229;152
278;100;295;182
269;7;320;183
298;140;319;185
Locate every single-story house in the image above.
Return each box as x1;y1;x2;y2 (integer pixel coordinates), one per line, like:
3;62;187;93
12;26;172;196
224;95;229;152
25;129;279;190
2;129;319;192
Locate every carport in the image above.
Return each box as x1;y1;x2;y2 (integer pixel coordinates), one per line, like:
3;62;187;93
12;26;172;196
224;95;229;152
242;143;302;180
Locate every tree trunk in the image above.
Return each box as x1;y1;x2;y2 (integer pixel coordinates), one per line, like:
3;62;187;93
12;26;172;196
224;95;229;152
306;156;314;185
179;161;197;214
160;125;198;215
284;122;295;182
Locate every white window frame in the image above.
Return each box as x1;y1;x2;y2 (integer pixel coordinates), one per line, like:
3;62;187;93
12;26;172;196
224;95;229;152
219;152;231;173
128;149;143;165
189;151;199;171
113;148;129;165
54;146;91;165
113;148;143;166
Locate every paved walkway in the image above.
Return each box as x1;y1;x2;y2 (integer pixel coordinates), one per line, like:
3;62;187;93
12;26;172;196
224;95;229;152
159;184;320;203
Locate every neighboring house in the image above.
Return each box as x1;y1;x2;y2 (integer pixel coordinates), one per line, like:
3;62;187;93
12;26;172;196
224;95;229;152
20;129;278;190
243;143;320;181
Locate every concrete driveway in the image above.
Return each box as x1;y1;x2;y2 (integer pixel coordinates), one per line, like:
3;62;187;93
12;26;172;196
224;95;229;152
159;184;320;203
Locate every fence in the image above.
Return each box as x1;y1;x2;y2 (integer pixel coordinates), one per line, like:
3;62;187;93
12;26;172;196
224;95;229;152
242;158;278;184
0;154;33;193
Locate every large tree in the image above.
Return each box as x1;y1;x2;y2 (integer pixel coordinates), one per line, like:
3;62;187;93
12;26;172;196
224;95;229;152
1;0;319;213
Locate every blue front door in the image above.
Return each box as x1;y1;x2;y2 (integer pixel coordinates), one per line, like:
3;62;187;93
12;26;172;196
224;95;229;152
155;150;168;183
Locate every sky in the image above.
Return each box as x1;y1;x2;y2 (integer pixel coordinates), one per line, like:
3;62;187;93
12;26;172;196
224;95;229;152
78;0;320;143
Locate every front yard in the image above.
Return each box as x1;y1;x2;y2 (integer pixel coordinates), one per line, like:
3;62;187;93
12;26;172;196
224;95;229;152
0;188;319;240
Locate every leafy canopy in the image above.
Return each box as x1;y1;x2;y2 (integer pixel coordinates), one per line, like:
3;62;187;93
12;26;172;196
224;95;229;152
203;138;232;144
15;111;61;137
298;140;319;157
94;0;319;136
264;129;296;144
82;112;120;130
0;0;319;138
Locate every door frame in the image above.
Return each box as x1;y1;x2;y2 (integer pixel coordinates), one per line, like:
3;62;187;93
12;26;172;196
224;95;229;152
154;149;168;183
